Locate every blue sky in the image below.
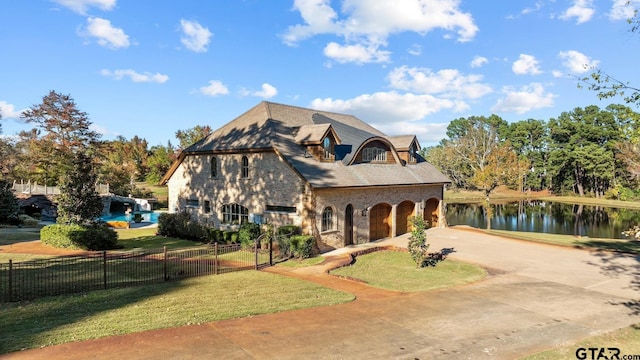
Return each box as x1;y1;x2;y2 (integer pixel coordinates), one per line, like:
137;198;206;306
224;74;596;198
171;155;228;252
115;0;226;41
1;0;639;148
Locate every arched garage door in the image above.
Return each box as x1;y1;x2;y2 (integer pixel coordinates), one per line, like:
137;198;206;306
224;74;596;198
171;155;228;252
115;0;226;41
370;203;392;241
396;200;415;235
424;198;439;228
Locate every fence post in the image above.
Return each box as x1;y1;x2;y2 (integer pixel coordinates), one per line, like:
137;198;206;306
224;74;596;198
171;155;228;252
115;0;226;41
163;246;167;281
255;237;258;270
269;235;273;266
8;260;13;302
103;251;107;289
214;243;218;275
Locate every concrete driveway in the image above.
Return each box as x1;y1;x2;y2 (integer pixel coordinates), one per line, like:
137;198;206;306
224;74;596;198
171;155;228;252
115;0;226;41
5;227;640;359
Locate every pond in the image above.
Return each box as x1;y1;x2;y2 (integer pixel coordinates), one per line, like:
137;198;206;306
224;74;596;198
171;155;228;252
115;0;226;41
445;200;640;239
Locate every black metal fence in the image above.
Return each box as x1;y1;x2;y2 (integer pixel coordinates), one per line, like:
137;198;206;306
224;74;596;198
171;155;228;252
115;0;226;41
0;242;272;302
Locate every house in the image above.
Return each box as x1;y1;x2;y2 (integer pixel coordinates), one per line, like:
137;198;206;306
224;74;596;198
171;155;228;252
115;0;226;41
161;101;450;252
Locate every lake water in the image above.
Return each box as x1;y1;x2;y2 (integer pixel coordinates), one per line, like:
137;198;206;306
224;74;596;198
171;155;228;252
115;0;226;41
445;200;640;239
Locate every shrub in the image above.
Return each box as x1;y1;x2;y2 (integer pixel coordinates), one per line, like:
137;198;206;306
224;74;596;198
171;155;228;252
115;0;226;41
289;235;315;259
41;223;120;250
157;212;209;242
18;214;40;227
407;216;430;268
277;225;301;236
223;231;239;244
208;229;224;243
239;223;261;247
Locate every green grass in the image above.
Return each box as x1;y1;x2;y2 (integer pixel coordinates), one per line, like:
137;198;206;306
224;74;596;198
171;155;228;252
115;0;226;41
115;227;202;250
484;229;640;254
277;256;326;267
0;271;354;354
521;324;640;359
0;229;41;245
330;251;486;292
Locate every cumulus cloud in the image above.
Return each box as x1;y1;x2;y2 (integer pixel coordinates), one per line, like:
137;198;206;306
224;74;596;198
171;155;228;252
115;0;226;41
180;19;212;53
240;83;278;99
491;83;555;114
387;66;492;100
512;54;542;75
0;101;24;119
81;17;130;49
408;44;422;56
470;56;488;68
199;80;229;97
101;69;169;83
376;121;450;144
609;0;640;20
560;0;595;24
310;91;458;125
52;0;116;15
283;0;478;64
558;50;599;73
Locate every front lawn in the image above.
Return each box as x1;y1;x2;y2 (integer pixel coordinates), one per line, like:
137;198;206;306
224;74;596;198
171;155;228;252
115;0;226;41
0;271;354;354
330;250;486;292
115;227;202;250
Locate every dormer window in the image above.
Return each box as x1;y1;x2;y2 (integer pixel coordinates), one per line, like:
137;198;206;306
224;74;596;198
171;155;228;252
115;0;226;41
363;147;387;162
323;136;334;160
409;144;417;163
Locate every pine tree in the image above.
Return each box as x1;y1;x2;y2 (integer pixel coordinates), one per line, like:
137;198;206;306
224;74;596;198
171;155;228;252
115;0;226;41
56;152;103;224
0;180;19;224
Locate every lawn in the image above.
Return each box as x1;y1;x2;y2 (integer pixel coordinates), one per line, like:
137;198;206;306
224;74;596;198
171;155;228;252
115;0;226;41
277;256;326;267
521;324;640;359
115;227;202;250
0;271;354;354
0;229;41;245
330;250;486;292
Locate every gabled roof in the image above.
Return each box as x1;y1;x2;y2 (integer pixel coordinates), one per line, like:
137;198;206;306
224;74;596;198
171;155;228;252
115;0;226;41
387;135;420;151
162;101;450;188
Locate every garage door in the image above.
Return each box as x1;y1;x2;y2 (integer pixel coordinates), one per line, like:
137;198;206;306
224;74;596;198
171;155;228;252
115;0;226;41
424;198;439;228
396;200;415;235
370;203;392;241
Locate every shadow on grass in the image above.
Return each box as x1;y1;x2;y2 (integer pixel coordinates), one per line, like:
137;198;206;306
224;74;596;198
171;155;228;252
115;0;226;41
576;239;640;254
0;280;185;354
118;235;204;250
0;230;41;246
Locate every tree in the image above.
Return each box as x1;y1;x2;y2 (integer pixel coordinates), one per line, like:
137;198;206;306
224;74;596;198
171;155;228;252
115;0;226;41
146;142;176;184
0;180;19;224
20;91;101;184
96;135;149;195
407;216;429;268
175;125;212;150
580;4;639;106
56;152;104;225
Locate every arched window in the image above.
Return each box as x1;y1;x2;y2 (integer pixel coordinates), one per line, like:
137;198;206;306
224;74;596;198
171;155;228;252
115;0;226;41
241;156;249;178
323;136;334;160
322;206;334;232
221;203;249;224
210;156;218;178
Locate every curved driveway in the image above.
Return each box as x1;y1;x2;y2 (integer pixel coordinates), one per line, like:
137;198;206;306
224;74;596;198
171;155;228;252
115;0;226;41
6;227;640;359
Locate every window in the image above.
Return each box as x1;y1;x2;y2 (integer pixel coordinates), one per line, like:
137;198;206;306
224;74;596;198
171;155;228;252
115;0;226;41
409;144;417;163
210;157;218;178
222;203;249;224
321;207;334;232
186;199;199;207
266;205;297;213
241;156;249;178
204;200;211;214
362;147;387;162
323;137;334;160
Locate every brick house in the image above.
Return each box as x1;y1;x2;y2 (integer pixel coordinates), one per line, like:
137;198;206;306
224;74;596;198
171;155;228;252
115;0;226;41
161;101;450;252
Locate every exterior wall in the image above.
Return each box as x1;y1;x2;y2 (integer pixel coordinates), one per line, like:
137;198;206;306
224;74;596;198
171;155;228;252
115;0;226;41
312;184;443;252
166;151;306;229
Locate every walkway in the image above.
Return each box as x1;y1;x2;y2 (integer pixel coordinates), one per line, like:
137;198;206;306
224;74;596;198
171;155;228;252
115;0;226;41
4;227;640;359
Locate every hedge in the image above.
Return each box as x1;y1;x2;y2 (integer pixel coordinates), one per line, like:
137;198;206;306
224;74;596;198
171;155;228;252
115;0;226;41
41;223;120;250
289;235;315;259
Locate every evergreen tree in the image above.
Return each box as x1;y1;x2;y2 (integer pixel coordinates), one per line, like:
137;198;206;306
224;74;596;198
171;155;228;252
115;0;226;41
56;152;104;224
0;180;19;224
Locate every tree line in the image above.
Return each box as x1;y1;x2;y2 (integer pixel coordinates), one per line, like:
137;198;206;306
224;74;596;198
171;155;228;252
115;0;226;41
0;90;212;197
422;104;640;200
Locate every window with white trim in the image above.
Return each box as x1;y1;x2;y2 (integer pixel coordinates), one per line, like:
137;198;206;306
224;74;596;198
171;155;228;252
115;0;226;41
362;147;387;162
323;136;334;160
222;203;249;224
321;207;334;232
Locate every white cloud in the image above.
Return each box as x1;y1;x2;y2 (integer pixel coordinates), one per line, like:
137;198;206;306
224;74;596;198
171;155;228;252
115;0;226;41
560;0;595;24
470;55;488;68
81;17;130;49
512;54;542;75
52;0;115;15
101;69;169;83
323;42;390;64
180;19;212;53
552;70;564;78
376;121;450;144
408;44;422;56
283;0;478;64
240;83;278;99
199;80;229;97
609;0;640;20
558;50;599;73
491;83;555;114
310;91;457;125
387;66;492;100
0;101;24;119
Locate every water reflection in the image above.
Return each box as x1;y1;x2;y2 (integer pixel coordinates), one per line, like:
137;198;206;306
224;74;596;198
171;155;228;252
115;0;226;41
446;200;640;239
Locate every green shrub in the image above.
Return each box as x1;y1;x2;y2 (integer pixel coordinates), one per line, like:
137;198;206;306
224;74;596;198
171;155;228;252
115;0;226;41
223;231;239;244
208;229;224;243
158;212;208;242
18;214;40;227
41;223;120;250
407;216;430;268
289;235;315;259
239;223;261;247
277;225;301;236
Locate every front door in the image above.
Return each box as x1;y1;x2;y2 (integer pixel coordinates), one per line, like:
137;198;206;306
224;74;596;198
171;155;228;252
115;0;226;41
345;204;353;245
